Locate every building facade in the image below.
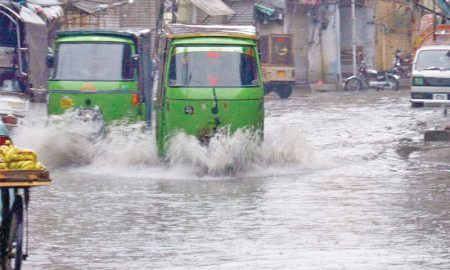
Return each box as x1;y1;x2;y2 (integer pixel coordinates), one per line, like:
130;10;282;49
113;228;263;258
56;0;444;87
59;0;158;31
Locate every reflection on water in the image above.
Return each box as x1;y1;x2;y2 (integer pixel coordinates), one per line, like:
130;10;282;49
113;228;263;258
9;90;450;269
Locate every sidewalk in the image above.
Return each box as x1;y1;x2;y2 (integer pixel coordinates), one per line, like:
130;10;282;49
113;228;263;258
299;78;411;92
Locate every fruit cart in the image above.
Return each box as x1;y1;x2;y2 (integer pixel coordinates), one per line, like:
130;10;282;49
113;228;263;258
0;169;51;270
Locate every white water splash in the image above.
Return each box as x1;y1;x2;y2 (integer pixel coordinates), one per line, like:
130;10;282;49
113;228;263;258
12;111;315;177
12;111;156;169
167;127;314;176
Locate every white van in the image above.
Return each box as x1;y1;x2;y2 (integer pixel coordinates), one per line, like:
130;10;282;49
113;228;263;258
410;45;450;107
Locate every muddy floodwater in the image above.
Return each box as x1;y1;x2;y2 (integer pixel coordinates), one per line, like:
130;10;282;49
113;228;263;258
12;89;450;269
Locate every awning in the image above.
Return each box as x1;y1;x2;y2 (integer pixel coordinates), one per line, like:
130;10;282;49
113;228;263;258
190;0;235;16
19;5;46;25
255;3;276;16
255;1;283;22
69;0;131;14
0;0;60;24
26;0;64;21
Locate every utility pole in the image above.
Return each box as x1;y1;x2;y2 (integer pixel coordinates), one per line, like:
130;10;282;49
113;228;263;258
172;0;177;23
433;0;437;41
351;0;357;76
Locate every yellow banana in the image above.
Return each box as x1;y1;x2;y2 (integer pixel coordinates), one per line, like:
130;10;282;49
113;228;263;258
8;161;17;169
0;143;45;171
20;160;36;170
35;162;45;170
28;153;36;162
13;161;21;169
5;148;17;162
23;164;36;170
18;150;36;160
0;146;8;157
12;154;32;161
15;161;24;168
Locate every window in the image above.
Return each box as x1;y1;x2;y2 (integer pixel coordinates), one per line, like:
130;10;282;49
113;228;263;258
416;50;450;71
53;43;134;81
168;46;260;87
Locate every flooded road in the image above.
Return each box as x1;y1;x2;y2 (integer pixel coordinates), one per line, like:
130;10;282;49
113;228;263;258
13;89;450;269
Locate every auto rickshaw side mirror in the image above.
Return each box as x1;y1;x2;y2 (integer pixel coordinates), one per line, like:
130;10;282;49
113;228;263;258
131;54;139;69
47;54;54;68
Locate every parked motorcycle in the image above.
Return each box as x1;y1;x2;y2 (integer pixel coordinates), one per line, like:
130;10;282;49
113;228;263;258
344;61;400;91
391;49;412;79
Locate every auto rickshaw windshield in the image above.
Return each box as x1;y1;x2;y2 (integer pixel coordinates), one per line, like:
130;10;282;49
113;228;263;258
52;43;134;81
168;46;260;87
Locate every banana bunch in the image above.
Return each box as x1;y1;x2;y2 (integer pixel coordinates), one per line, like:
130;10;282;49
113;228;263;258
0;140;45;170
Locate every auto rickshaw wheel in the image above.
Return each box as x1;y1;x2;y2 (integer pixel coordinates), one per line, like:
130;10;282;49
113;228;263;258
277;85;293;99
5;195;24;270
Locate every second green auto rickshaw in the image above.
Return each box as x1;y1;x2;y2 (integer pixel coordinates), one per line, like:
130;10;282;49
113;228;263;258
47;28;154;126
155;24;264;156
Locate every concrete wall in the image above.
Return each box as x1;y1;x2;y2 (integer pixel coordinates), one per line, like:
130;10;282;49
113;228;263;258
289;4;309;84
340;6;375;73
308;3;341;84
374;0;418;70
320;3;340;84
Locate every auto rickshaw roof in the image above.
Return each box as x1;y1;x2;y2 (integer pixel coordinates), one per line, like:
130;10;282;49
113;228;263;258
56;28;151;40
164;24;257;40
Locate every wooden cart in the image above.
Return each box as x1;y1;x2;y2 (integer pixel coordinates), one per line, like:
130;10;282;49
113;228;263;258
0;170;51;270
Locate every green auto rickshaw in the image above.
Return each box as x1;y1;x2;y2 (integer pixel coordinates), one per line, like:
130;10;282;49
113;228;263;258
47;29;154;126
155;24;264;156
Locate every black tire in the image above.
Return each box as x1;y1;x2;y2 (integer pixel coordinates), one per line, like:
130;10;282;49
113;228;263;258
6;195;24;270
411;102;424;108
344;78;362;91
387;76;399;90
276;85;293;99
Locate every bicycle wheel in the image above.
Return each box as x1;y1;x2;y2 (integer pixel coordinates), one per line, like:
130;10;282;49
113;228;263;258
6;195;23;270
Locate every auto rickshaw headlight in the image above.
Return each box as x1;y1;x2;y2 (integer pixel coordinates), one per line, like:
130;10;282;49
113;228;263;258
131;94;140;105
